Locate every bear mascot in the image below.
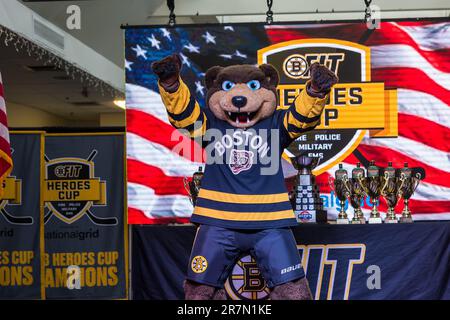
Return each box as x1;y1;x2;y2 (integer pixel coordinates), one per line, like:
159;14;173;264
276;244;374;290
152;54;338;300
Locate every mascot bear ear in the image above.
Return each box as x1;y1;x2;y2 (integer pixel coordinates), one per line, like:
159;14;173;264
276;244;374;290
259;64;279;87
205;66;224;90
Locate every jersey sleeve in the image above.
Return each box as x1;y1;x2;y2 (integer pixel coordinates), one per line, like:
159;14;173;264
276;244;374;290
280;85;329;146
158;78;208;138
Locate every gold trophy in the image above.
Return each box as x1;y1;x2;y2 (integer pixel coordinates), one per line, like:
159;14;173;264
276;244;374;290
183;166;204;206
329;164;351;224
349;163;367;224
381;162;399;223
363;160;383;224
397;162;421;223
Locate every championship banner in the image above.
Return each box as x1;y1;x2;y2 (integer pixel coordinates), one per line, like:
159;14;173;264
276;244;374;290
0;132;44;299
132;223;450;300
43;134;127;299
125;19;450;223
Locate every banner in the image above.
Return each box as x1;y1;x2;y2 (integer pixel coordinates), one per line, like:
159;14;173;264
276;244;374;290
132;222;450;300
125;19;450;223
0;132;44;299
43;134;127;299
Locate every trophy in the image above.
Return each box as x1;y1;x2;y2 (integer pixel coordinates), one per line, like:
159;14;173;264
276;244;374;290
381;162;399;223
397;162;421;223
183;166;204;206
363;161;383;224
290;155;327;223
349;163;367;224
329;164;351;224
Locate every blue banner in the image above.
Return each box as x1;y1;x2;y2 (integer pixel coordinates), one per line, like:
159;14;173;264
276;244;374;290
132;222;450;300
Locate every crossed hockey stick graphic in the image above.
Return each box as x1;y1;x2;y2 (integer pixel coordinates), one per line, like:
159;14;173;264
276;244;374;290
43;150;117;226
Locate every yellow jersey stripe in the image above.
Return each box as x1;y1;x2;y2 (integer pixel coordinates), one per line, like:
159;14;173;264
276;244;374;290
168;101;201;128
158;78;191;114
189;116;207;138
198;189;290;204
294;87;328;119
193;206;294;221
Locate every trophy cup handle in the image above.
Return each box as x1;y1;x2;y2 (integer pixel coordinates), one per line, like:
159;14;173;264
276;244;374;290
380;171;389;196
357;173;369;194
342;174;352;196
328;176;335;192
183;177;193;205
412;172;422;194
397;172;407;198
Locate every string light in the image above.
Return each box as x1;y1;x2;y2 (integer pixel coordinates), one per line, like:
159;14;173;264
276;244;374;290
0;25;123;99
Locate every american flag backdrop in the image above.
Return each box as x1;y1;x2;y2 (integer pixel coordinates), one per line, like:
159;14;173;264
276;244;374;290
125;20;450;224
0;72;13;196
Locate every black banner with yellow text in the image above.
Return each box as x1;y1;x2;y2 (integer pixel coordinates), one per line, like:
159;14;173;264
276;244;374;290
43;134;127;299
0;132;44;299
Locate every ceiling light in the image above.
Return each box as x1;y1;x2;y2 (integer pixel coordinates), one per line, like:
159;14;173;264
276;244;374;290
113;99;126;109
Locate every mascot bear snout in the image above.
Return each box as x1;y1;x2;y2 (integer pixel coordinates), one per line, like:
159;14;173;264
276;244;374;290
205;64;280;129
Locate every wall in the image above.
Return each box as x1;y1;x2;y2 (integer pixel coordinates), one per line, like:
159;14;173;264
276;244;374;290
7;101;70;128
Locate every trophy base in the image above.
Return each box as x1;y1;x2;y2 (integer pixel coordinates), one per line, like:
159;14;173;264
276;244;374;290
399;216;413;223
336;218;350;224
368;217;383;224
385;217;399;224
295;209;327;223
350;218;365;224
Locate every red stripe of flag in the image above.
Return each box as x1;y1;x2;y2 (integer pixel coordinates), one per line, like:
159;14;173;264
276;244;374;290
128;207;190;224
398;113;450;153
372;68;450;106
127;158;188;196
127;109;205;163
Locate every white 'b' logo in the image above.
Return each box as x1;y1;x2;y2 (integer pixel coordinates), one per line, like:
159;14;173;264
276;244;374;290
283;54;308;79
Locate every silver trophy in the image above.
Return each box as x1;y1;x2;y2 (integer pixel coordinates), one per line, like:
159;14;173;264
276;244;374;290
290;155;327;223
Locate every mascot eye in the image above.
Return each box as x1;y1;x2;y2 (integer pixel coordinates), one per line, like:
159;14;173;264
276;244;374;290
247;80;261;91
222;81;235;91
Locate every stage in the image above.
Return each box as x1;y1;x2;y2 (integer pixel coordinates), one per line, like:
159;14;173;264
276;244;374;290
132;221;450;300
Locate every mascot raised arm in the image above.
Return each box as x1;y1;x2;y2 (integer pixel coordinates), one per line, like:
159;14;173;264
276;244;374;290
152;54;338;300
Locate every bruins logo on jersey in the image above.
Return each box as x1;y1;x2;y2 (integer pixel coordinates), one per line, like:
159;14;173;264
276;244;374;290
191;255;208;273
224;255;270;300
43;150;117;226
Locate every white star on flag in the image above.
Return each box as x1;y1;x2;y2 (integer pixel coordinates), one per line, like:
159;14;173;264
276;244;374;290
147;34;161;50
125;60;133;71
184;43;200;53
160;28;172;41
195;81;205;96
219;54;233;59
131;45;147;59
234;50;247;58
202;31;216;44
224;26;234;31
179;53;191;67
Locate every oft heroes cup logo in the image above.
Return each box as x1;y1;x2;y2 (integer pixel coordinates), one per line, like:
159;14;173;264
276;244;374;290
257;38;398;175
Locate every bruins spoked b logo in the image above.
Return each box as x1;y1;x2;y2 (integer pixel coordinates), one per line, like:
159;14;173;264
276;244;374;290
224;255;270;300
191;255;208;273
283;54;308;79
43;150;117;225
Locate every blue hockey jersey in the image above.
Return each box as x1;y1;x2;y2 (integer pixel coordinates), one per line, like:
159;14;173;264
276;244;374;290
158;79;328;229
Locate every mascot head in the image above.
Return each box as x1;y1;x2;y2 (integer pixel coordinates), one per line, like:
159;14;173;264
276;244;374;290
205;64;279;129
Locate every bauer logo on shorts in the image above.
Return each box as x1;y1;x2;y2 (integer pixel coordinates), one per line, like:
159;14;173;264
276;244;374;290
191;255;208;273
43;150;117;226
